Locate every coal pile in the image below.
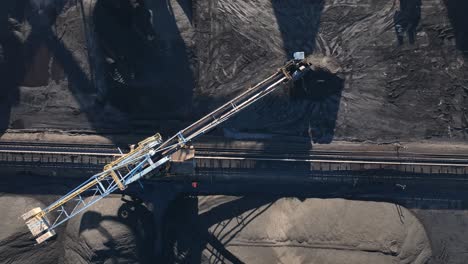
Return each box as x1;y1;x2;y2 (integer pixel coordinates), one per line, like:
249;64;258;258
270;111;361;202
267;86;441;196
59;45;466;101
0;0;465;142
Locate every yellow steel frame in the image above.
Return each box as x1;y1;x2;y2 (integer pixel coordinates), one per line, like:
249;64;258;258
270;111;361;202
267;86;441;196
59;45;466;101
26;133;162;220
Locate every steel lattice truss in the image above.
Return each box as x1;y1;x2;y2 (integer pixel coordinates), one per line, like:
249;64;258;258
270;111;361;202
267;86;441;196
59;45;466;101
21;136;168;243
21;58;312;244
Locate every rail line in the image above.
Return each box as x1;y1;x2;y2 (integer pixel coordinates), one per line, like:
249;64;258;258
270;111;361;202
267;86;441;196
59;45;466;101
1;142;467;175
2;141;468;161
2;144;468;163
0;141;119;154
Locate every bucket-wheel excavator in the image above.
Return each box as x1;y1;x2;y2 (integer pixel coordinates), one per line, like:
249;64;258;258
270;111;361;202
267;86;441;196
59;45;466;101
22;54;312;244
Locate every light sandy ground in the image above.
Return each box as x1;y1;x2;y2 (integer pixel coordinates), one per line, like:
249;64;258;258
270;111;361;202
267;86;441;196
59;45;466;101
0;193;153;264
167;196;432;263
0;195;46;241
0;189;434;264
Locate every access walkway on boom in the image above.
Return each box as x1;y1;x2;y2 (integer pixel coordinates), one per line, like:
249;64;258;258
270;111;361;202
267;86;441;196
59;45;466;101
21;56;312;244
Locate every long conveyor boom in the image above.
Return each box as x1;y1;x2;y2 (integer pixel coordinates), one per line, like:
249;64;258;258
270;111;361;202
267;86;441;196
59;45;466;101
21;58;312;244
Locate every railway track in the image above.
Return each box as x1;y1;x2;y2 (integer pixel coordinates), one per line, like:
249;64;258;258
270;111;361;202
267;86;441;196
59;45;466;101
2;140;468;161
0;141;467;175
194;148;468;165
1;141;467;161
0;141;120;154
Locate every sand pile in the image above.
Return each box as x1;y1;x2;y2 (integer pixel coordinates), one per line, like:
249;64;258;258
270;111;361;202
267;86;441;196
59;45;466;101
166;196;432;264
0;193;432;263
0;195;60;264
0;194;154;264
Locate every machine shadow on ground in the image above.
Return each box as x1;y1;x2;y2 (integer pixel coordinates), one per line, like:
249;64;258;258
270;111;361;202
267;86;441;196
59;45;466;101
289;67;344;144
393;0;421;45
186;0;338;179
154;177;468;262
78;195;154;264
272;0;342;144
161;195;277;264
272;0;323;57
177;0;193;24
0;0;195;145
0;0;31;135
443;0;468;56
2;172;468;262
93;0;195;120
0;0;95;135
0;0;341;148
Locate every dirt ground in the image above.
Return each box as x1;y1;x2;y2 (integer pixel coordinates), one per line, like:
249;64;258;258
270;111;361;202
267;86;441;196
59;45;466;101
412;209;468;264
1;0;468;263
0;174;433;264
3;171;468;264
0;191;154;264
0;0;467;143
164;196;432;264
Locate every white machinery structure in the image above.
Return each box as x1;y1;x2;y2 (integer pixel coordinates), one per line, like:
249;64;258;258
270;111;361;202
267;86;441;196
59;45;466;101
22;57;312;244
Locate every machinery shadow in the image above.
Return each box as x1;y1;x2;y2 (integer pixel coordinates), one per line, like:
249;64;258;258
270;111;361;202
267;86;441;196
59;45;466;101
78;195;154;263
192;0;338;146
161;194;276;263
290;67;344;144
271;0;343;144
0;1;29;135
157;176;468;263
272;0;324;57
0;0;96;135
443;0;468;56
0;0;195;145
93;0;195;122
156;177;468;262
177;0;193;25
393;0;421;45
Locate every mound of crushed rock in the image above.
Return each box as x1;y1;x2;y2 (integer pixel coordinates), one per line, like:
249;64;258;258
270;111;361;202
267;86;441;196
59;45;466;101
0;194;153;264
1;0;467;143
165;196;432;263
0;192;432;264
